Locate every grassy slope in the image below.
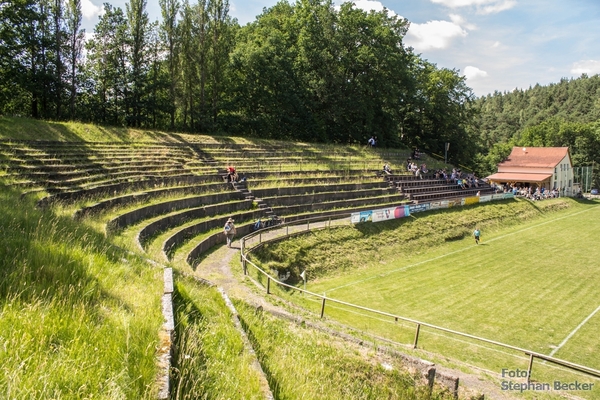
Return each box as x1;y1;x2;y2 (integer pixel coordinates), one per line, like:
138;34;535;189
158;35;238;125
0;186;163;398
235;299;456;400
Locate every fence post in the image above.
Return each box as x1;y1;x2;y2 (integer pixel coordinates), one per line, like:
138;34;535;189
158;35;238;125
286;225;289;236
307;221;310;231
413;323;421;349
267;276;271;294
240;239;244;262
320;297;326;318
259;232;262;243
526;353;534;383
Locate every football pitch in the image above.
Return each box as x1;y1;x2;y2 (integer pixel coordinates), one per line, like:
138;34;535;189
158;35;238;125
291;202;600;393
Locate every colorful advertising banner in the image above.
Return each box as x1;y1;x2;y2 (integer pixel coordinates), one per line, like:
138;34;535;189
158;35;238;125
350;210;373;223
447;199;462;208
408;203;430;214
463;196;480;206
371;205;411;222
351;192;515;224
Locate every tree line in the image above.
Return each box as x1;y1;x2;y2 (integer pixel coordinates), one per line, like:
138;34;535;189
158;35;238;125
0;0;478;162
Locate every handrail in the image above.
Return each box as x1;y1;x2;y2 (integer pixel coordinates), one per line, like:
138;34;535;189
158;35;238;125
240;216;600;382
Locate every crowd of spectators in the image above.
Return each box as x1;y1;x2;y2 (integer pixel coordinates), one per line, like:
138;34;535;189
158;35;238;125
505;185;561;200
431;167;483;190
406;159;428;178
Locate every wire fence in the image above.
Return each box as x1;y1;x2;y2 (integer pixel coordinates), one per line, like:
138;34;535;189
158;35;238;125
240;215;600;385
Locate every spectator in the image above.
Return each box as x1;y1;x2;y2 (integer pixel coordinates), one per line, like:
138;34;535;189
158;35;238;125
412;148;420;160
223;218;236;248
383;163;392;175
226;166;237;182
367;136;376;147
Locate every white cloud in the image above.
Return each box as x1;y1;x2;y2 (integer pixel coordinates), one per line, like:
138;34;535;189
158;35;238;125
449;13;476;30
478;0;516;14
570;60;600;75
464;65;488;80
429;0;516;14
406;20;467;51
81;0;102;19
492;41;501;48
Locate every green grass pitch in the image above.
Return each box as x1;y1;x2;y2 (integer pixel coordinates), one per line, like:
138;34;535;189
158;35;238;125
282;202;600;396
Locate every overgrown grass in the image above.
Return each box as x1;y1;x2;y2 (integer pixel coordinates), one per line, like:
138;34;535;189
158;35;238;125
253;198;577;281
234;300;455;400
170;277;264;399
0;187;163;398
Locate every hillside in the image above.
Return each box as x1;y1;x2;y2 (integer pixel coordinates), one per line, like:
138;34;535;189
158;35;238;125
472;74;600;181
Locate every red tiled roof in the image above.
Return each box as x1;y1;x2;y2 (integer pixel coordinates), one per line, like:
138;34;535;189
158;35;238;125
498;147;570;168
486;172;552;182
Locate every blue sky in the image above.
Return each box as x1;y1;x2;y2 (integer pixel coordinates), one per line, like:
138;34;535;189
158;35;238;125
80;0;600;97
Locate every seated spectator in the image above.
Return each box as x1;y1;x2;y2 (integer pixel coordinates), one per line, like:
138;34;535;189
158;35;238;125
226;166;237;182
383;163;392;175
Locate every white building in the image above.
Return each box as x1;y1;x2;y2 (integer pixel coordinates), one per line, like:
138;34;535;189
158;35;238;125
486;147;575;196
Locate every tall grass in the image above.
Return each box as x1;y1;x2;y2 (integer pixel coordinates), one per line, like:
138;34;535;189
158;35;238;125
170;278;263;399
235;300;455;400
0;187;163;399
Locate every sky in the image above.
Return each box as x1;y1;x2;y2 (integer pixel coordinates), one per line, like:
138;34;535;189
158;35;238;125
79;0;600;97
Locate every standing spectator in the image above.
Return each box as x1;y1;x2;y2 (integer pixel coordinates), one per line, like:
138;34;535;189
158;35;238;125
224;218;236;248
367;136;376;147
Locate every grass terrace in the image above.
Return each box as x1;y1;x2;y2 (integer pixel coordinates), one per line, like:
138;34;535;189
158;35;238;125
2;117;518;399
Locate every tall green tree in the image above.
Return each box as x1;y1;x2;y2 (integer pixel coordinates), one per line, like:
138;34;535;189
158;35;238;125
159;0;180;129
65;0;84;119
84;3;129;125
126;0;150;127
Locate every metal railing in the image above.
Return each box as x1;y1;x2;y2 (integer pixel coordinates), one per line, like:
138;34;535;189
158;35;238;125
240;216;600;383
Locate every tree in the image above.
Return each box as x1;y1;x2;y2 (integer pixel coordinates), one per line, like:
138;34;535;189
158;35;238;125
84;3;129;125
159;0;180;129
65;0;84;119
126;0;150;127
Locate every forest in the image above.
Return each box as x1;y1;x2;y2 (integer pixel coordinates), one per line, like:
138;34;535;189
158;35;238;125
0;0;599;182
472;75;600;180
0;0;477;161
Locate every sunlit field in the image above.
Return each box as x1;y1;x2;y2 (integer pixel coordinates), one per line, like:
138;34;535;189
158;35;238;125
252;199;600;398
